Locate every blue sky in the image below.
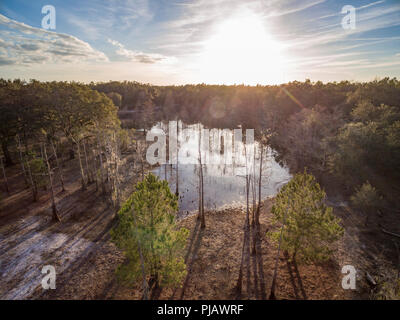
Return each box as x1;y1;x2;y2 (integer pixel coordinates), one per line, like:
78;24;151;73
0;0;399;84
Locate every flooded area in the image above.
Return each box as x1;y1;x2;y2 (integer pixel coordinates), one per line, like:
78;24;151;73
151;122;291;214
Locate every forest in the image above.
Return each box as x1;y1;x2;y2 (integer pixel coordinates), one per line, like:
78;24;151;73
0;77;400;300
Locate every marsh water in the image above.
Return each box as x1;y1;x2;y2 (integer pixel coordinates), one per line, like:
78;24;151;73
151;122;291;215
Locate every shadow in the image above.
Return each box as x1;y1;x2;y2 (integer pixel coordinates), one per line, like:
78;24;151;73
184;218;201;263
255;223;267;299
150;283;163;300
179;227;204;299
284;251;300;300
292;258;307;300
251;237;259;299
170;218;204;300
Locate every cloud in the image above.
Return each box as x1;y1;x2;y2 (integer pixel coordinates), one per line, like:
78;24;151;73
312;0;386;21
0;56;17;66
66;0;153;39
264;0;326;18
107;38;166;63
0;14;108;66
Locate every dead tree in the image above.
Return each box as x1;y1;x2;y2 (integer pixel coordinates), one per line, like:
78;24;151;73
236;144;251;298
197;124;205;228
256;145;263;225
175;121;179;196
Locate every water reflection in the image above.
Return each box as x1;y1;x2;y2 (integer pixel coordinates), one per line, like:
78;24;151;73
151;122;291;214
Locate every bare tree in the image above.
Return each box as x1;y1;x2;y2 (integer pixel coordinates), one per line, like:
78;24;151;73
197;124;205;228
236;142;251;298
175;121;179;196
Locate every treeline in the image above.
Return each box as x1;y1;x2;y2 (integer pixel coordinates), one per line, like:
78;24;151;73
0;79;129;219
2;77;400;213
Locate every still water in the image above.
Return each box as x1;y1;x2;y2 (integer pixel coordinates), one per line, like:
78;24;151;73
151;122;291;214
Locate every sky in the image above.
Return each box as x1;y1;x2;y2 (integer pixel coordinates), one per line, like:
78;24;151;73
0;0;399;85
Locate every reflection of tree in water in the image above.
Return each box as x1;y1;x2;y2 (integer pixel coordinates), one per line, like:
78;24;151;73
152;122;291;214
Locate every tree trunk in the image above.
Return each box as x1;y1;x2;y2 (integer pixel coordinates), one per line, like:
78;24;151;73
76;141;87;191
200;162;205;229
1;141;13;166
0;156;10;194
176;122;179;196
97;136;105;194
92;148;98;192
198;125;205;228
69;141;75;160
51;140;65;192
16;135;29;187
113;133;121;207
43;144;61;222
83;139;92;184
25;157;37;202
256;145;263;225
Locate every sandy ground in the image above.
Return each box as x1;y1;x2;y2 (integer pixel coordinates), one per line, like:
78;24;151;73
1;145;399;300
102;203;354;300
0;142;150;300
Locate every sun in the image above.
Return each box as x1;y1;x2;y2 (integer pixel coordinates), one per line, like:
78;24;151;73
198;11;288;85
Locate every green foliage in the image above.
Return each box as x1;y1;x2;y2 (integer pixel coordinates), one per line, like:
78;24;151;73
329;102;400;184
106;92;122;108
350;181;382;215
117;128;135;153
111;173;189;288
268;171;343;263
28;154;47;189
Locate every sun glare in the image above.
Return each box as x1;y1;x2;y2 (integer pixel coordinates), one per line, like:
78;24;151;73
198;11;288;85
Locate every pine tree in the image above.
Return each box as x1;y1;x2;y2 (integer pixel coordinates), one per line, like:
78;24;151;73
268;171;343;263
111;173;189;291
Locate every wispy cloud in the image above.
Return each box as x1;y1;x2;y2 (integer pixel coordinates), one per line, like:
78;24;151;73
263;0;326;18
0;14;108;66
312;0;386;21
107;38;166;63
